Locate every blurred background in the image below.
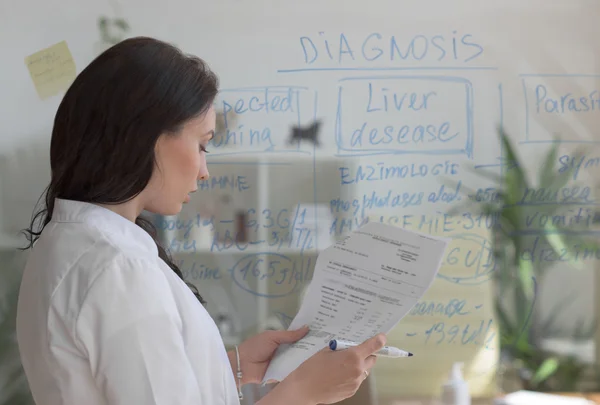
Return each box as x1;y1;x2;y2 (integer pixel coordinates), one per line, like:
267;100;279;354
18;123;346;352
1;1;599;404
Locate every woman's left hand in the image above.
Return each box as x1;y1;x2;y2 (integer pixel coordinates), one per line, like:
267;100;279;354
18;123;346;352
230;325;310;385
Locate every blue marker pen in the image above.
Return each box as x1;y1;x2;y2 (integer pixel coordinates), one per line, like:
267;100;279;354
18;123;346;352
329;339;413;358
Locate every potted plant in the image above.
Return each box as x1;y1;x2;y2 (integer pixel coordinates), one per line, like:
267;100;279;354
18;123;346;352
447;128;599;391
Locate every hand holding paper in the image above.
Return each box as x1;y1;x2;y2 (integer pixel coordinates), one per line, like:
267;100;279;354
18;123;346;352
263;222;450;383
269;333;387;405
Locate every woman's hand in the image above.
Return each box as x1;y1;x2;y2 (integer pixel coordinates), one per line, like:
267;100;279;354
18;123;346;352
268;333;387;405
228;325;309;385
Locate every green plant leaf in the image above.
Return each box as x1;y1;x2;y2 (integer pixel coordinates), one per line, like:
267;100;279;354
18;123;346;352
538;135;560;189
530;357;560;386
541;222;583;268
512;261;535;350
539;223;600;272
500;129;529;197
494;300;516;344
492;225;513;291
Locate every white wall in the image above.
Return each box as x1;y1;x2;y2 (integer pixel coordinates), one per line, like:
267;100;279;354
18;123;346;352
1;0;599;398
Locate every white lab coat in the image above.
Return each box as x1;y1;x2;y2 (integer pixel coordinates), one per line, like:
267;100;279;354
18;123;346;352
16;198;240;405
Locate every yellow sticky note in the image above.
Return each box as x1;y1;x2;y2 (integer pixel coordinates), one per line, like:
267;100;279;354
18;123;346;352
24;40;77;100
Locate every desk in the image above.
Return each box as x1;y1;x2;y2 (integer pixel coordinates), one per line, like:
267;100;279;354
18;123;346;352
553;393;600;404
380;393;600;405
381;399;492;405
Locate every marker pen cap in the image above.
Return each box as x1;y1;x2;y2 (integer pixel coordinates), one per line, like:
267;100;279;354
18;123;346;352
329;339;356;350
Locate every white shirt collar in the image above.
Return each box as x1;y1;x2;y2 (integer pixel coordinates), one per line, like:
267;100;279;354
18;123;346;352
51;198;158;257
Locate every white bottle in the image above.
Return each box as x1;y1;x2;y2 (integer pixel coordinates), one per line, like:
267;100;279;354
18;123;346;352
440;362;470;405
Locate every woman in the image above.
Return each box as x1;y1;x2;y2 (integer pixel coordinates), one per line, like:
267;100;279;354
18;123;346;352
15;36;386;405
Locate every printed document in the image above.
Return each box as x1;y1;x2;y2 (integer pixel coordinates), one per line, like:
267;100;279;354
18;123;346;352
263;222;450;383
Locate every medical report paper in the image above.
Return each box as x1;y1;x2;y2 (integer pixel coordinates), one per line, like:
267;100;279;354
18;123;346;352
262;222;450;383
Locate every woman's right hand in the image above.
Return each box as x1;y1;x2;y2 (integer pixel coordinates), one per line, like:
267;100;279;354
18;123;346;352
285;333;387;405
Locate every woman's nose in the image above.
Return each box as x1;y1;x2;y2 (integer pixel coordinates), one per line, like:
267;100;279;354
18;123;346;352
198;163;210;181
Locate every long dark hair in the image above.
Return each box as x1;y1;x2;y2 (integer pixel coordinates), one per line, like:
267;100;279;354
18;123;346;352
21;36;219;305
